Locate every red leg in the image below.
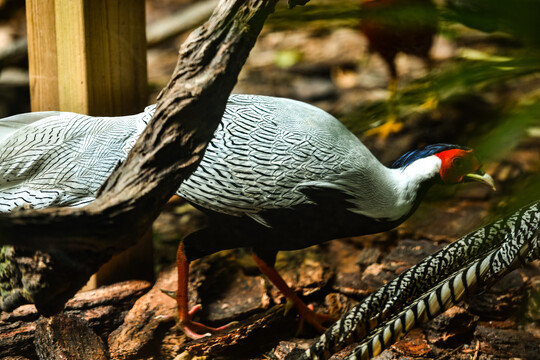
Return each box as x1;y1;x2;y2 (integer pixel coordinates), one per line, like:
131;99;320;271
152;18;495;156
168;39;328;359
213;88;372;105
176;242;230;339
252;253;335;333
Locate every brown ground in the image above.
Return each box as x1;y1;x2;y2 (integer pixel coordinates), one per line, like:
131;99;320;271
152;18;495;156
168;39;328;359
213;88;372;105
0;1;539;359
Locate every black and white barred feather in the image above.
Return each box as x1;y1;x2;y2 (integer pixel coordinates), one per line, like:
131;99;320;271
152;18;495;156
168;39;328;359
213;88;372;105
0;106;153;211
299;201;540;360
178;94;379;225
0;95;384;224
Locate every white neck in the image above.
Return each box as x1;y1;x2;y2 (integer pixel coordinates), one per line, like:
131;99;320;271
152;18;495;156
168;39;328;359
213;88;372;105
347;155;442;221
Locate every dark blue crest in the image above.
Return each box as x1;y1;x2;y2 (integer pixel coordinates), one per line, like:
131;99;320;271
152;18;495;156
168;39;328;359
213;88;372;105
391;144;470;169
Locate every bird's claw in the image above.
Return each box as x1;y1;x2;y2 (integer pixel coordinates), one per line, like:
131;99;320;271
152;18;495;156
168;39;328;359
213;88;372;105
160;289;231;339
284;298;295;316
179;304;234;339
160;288;177;299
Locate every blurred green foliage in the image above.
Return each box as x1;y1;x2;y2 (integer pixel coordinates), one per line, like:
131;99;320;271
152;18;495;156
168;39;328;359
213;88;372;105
267;1;361;29
444;0;540;47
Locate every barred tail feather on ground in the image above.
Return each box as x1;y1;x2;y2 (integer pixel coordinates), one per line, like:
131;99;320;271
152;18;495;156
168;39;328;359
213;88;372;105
299;201;540;360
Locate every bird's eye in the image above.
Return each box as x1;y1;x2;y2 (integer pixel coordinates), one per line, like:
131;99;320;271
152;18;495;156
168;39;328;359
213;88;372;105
452;157;464;168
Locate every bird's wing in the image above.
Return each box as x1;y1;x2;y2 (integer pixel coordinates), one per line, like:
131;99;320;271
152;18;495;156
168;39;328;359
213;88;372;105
177;95;376;224
296;180;352;203
0;111;147;212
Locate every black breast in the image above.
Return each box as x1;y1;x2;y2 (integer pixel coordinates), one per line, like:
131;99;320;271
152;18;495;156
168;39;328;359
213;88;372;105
182;187;407;264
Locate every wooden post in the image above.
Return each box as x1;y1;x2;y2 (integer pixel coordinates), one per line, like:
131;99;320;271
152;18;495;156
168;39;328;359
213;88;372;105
26;0;59;111
26;0;153;288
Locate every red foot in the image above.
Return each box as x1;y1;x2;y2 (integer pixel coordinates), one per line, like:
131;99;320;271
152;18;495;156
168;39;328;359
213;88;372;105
176;243;234;339
179;304;232;339
252;254;337;334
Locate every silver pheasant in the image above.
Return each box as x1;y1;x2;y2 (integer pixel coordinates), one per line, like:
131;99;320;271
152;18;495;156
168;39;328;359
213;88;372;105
0;94;495;338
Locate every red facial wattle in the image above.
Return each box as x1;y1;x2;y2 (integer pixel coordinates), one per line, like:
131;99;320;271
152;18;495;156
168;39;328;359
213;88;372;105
435;149;480;184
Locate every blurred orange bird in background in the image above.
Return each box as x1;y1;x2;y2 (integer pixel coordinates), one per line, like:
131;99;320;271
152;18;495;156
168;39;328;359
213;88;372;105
360;0;438;138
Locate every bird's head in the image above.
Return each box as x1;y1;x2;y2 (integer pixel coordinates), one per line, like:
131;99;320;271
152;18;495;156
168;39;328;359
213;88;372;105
392;144;496;190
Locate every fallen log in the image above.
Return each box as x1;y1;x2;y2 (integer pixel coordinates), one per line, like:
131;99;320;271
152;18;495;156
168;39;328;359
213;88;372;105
0;281;150;359
34;314;109;360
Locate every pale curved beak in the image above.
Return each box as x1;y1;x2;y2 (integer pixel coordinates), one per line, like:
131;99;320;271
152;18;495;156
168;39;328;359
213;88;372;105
464;171;496;191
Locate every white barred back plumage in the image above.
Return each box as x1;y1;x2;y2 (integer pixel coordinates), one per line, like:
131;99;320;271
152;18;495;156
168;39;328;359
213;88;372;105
0;106;153;212
178;95;380;224
1;95;483;227
0;95;389;222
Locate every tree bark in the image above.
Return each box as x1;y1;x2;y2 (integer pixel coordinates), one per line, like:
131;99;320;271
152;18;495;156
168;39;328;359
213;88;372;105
0;280;150;359
34;314;109;360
